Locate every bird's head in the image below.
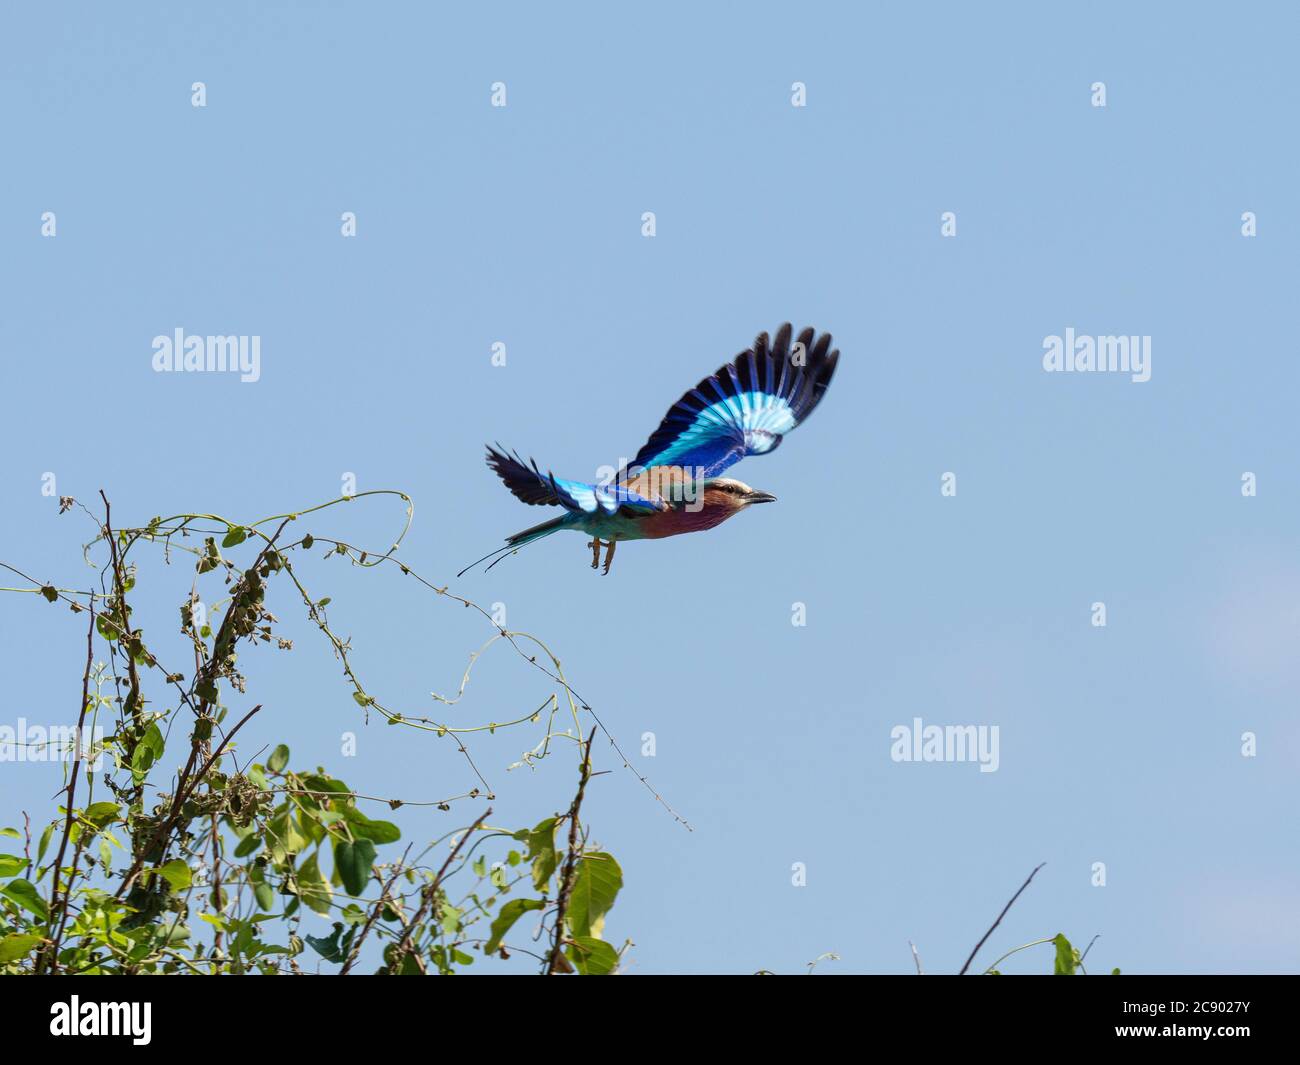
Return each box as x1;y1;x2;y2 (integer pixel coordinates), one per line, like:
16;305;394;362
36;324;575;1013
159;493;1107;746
699;477;778;515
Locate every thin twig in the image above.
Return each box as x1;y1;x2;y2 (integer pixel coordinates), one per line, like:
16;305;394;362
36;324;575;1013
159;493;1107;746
100;491;145;745
547;726;597;975
1079;933;1100;964
115;704;263;898
210;811;223;957
38;594;97;974
957;862;1046;976
340;844;412;976
114;519;291;899
387;808;491;974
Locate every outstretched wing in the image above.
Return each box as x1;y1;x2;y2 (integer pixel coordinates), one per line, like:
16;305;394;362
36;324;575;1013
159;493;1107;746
485;445;663;515
627;324;839;478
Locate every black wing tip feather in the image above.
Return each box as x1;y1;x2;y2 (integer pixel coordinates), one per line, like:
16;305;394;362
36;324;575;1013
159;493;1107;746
741;323;838;421
485;444;562;507
630;323;840;468
728;324;840;397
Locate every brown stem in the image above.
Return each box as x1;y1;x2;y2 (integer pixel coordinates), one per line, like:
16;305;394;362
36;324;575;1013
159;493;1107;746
114;516;289;900
210;812;223;958
546;726;597;975
387;808;491;974
99;491;145;751
957;862;1046;975
114;703;262;899
339;844;412;976
37;594;97;974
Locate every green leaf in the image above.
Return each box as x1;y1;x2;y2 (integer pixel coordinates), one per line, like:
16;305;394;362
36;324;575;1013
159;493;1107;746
567;935;620;975
83;802;122;829
298;810;325;847
267;744;290;774
267;810;310;855
157;923;190;945
0;932;44;963
221;525;247;548
254;882;276;912
306;922;350;963
36;824;53;867
300;774;350;797
0;828;20;838
295;852;332;915
1052;933;1077;975
342;807;400;844
334;839;377;897
484;898;544;954
0;854;28;877
516;817;559;893
233;834;261;859
157;859;192;893
131;723;165;781
566;853;623;939
1;879;48;921
40;585;58;603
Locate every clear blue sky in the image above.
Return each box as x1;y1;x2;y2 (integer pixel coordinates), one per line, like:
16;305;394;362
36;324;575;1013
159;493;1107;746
2;1;1297;974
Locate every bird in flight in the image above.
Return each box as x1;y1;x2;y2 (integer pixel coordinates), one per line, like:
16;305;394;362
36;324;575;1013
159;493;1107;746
462;323;839;576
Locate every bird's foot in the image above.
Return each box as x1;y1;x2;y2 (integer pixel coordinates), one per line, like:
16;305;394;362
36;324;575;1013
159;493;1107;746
587;538;600;569
602;539;616;575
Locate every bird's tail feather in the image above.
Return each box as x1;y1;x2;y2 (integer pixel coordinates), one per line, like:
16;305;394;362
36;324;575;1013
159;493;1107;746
505;515;568;546
456;516;567;578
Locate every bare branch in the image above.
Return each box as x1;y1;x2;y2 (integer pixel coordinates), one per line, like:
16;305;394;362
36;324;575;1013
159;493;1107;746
37;592;97;974
547;726;598;975
957;862;1046;976
387;808;492;974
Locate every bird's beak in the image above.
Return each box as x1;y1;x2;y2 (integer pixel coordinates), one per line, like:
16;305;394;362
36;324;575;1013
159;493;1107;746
747;490;777;504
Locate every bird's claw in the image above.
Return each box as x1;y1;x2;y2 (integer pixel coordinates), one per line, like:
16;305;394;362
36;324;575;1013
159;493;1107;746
587;538;616;574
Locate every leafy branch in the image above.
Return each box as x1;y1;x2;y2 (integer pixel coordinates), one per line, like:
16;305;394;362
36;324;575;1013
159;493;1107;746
0;490;638;975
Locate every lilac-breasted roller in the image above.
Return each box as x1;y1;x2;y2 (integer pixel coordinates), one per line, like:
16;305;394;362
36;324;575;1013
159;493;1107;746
462;323;839;576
